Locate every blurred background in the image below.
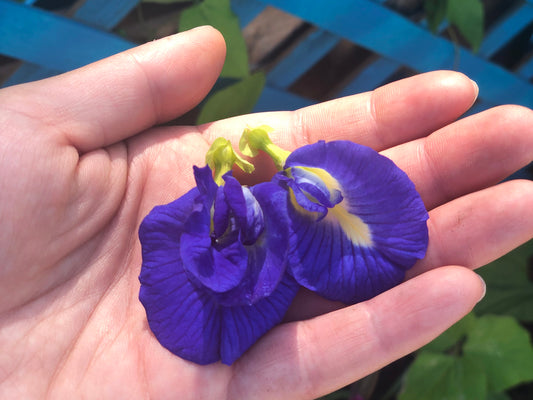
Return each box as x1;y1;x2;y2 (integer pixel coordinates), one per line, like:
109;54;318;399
2;0;533;119
1;0;533;399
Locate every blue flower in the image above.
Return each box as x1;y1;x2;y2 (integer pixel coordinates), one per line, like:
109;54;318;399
138;165;298;365
275;140;429;304
139;128;429;366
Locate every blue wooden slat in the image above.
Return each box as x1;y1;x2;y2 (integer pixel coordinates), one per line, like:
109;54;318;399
253;85;314;112
258;0;533;108
343;1;451;99
352;2;531;97
3;0;138;87
75;0;139;30
267;30;339;89
352;0;461;97
0;1;134;73
231;0;266;28
337;57;398;96
503;0;533;80
518;55;533;80
479;4;533;58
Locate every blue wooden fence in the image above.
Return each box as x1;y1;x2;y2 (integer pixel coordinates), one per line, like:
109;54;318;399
1;0;532;114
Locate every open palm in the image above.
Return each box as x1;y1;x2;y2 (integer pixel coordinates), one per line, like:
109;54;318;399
1;27;532;399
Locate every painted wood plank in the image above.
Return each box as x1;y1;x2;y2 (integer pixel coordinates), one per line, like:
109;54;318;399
518;56;533;80
342;1;453;99
344;0;531;95
258;0;533;108
3;0;139;87
0;0;134;73
253;85;314;112
231;0;266;28
266;30;339;89
510;1;533;80
337;57;398;96
479;4;533;58
74;0;139;30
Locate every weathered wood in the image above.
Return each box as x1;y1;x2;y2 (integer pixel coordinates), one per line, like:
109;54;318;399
255;0;533;109
266;29;339;89
479;3;533;58
242;6;305;69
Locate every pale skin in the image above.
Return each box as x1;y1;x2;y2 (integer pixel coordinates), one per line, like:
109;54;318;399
1;26;533;399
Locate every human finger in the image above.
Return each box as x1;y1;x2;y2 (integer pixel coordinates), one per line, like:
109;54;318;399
0;26;226;153
200;70;478;152
383;105;533;210
408;179;533;278
229;266;484;399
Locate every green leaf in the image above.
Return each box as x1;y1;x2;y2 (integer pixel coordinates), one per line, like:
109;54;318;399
402;314;533;399
446;0;484;51
423;313;476;353
487;392;512;400
463;315;533;393
196;72;265;124
399;352;487;400
179;0;250;79
475;240;533;322
425;0;447;33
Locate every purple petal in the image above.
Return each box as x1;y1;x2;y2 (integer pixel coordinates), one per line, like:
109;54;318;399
289;166;343;208
286;178;328;216
220;276;299;365
214;182;292;306
222;174;248;228
283;140;428;304
287;211;406;303
139;189;222;364
223;175;265;244
138;188;199;259
139;196;298;365
140;269;222;365
180;230;248;293
139;175;298;365
241;187;265;244
213;186;230;238
193;165;217;201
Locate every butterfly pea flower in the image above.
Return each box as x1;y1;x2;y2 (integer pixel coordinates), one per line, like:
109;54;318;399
273;140;429;304
138;143;298;365
139;128;429;366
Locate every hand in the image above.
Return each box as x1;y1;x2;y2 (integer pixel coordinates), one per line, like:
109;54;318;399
1;26;532;399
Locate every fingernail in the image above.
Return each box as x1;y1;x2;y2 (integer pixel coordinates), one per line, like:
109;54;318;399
477;274;486;302
470;79;479;101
